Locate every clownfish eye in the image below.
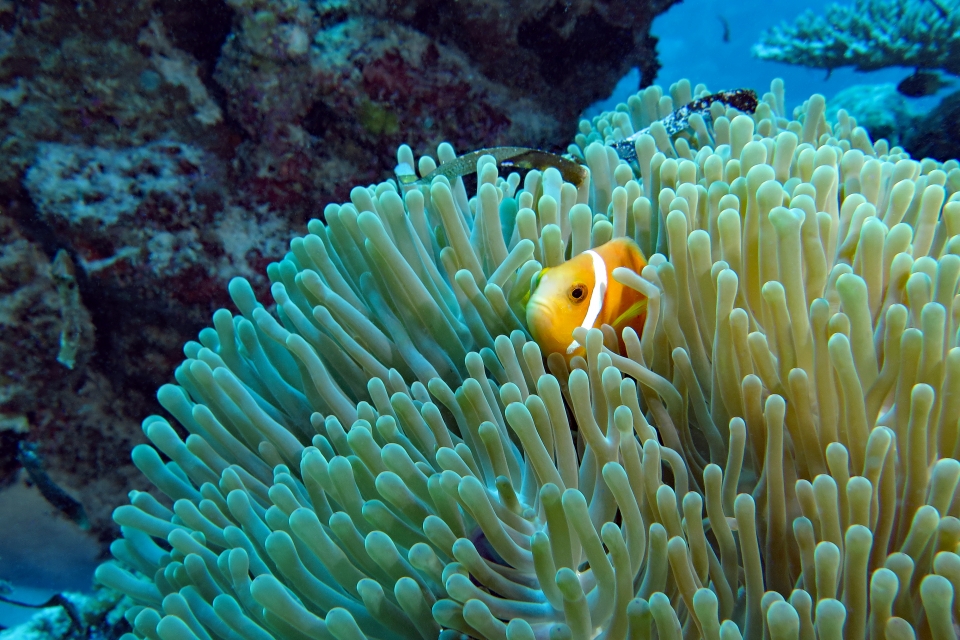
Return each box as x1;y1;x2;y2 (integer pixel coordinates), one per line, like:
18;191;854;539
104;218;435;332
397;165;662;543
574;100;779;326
568;283;588;303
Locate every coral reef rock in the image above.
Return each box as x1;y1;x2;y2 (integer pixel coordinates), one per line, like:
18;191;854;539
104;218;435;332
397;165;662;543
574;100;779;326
22;140;286;404
903;89;960;163
215;0;677;213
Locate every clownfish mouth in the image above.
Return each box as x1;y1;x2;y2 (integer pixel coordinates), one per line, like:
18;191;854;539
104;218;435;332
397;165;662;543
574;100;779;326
524;298;556;347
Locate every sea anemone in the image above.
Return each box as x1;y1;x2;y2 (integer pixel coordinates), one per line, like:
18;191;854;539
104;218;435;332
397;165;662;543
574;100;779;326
96;78;960;640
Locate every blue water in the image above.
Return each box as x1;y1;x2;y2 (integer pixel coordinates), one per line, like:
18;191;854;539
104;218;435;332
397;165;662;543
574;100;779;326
0;484;100;628
588;0;950;116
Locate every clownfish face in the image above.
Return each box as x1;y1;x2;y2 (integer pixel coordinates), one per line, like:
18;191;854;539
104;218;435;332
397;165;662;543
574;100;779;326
526;249;607;359
525;238;648;360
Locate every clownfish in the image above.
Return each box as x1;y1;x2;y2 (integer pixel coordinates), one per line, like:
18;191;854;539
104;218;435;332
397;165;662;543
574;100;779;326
526;237;649;359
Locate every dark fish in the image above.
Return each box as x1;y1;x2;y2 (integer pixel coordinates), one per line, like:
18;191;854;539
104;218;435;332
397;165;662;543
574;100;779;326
17;441;89;529
396;146;589;188
897;70;951;98
718;15;730;43
610;88;759;164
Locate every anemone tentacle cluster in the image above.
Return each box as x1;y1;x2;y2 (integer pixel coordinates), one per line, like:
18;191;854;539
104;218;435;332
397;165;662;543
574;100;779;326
97;78;960;640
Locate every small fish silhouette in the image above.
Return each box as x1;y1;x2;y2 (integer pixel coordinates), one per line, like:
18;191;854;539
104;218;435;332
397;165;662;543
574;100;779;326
718;15;730;43
17;441;89;529
897;70;952;98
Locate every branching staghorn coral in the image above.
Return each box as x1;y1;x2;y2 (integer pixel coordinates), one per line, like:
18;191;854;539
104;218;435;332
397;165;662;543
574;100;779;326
96;77;960;640
752;0;960;75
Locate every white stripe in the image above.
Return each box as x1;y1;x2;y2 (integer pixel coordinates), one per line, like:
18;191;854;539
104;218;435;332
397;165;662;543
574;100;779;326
566;250;608;354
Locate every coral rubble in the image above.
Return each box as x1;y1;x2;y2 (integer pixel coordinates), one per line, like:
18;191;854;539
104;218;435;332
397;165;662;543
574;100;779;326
95;78;960;639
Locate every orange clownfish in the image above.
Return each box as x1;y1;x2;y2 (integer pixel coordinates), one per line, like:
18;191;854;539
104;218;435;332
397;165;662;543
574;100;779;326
526;237;649;359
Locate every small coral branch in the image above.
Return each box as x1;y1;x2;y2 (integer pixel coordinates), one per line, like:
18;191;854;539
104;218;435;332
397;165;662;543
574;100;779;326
753;0;960;75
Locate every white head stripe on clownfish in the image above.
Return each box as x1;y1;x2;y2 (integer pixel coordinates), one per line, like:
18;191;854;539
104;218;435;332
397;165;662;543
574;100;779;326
565;249;608;354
